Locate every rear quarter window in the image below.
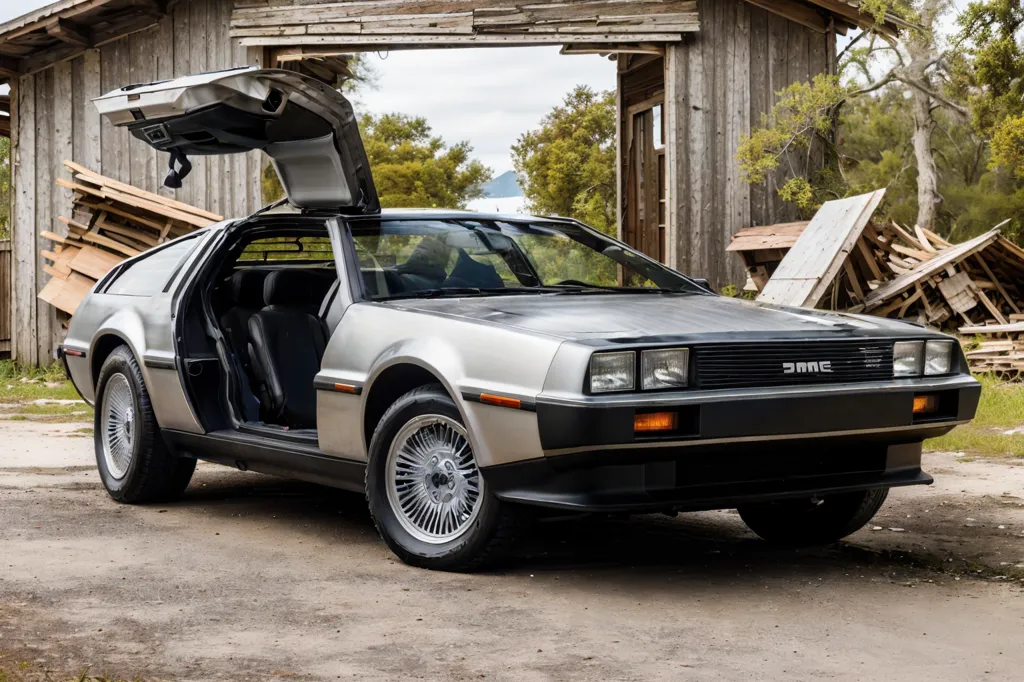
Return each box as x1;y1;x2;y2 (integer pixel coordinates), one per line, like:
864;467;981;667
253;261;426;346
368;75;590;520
105;235;201;296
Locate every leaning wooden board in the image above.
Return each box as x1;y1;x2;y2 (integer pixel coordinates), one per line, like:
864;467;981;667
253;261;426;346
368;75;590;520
37;161;224;318
757;190;886;308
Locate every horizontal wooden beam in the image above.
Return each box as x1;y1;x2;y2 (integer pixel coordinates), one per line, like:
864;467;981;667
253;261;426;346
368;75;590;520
237;32;687;48
744;0;828;33
561;43;665;56
46;17;93;48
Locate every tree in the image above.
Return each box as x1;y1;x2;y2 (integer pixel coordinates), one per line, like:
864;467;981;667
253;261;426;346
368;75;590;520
359;112;491;208
511;86;616;235
0;137;9;238
738;0;970;233
953;1;1024;178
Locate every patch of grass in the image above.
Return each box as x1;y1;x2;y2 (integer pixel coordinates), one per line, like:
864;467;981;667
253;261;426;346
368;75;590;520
926;374;1024;459
0;360;87;419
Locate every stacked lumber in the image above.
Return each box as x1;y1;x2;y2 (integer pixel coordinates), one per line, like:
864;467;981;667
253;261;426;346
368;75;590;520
731;193;1024;376
960;322;1024;375
37;161;223;317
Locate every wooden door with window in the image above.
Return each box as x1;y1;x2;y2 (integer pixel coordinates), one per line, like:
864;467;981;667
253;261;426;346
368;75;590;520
623;98;667;263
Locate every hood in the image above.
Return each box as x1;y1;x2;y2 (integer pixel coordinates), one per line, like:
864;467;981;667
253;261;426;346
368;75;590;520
389;293;927;343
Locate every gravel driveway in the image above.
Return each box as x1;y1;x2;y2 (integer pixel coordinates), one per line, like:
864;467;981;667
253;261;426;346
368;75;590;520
2;420;1022;681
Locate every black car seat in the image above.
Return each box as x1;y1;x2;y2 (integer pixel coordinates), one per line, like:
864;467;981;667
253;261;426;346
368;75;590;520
442;251;505;289
385;237;448;294
247;270;333;428
219;269;269;374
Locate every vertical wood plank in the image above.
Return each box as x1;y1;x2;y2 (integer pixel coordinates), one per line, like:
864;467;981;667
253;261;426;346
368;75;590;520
81;49;102;173
246;45;267;212
128;29;157;190
664;45;683;271
729;0;751;286
173;0;192;206
35;69;55;364
230;14;251;217
765;11;788;225
687;12;708;281
189;0;210;212
205;0;224;218
747;6;769;229
12;76;36;364
155;14;176;199
51;61;75;354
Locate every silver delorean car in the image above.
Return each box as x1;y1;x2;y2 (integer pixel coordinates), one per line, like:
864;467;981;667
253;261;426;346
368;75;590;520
60;68;980;571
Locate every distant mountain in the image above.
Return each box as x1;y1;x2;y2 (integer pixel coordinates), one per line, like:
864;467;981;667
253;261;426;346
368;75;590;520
482;170;523;198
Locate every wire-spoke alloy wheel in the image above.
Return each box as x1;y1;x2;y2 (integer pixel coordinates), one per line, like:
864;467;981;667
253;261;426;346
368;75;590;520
366;384;517;571
100;373;137;480
385;415;484;544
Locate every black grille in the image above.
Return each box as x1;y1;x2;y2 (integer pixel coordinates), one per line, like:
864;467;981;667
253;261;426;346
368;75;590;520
694;340;894;390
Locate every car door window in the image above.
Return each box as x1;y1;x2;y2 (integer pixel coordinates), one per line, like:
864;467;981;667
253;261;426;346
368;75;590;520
105;235;201;296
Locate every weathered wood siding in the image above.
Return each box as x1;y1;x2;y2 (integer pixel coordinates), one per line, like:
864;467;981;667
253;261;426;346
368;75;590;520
0;240;10;354
10;0;263;365
664;0;833;289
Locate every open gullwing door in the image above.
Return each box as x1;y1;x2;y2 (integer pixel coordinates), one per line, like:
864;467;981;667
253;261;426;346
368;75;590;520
93;66;379;213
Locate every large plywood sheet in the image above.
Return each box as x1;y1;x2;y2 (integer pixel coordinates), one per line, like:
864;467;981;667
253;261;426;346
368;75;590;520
757;190;886;308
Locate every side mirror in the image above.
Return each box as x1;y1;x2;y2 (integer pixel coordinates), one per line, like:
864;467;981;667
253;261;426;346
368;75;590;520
692;277;713;292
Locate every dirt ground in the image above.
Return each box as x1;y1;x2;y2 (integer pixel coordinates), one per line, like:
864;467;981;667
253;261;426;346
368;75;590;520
2;419;1023;681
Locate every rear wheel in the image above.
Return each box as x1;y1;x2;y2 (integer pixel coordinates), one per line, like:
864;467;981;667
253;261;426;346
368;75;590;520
95;345;196;503
737;488;889;546
365;384;516;571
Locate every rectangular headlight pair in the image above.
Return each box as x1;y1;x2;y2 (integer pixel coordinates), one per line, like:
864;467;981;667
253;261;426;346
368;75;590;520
590;349;689;393
894;340;956;377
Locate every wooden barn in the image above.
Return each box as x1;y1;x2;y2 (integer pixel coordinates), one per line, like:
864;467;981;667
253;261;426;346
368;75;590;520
0;0;898;365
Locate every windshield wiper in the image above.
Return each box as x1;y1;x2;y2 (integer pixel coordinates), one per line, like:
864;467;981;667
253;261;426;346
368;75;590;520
384;287;559;300
546;284;690;295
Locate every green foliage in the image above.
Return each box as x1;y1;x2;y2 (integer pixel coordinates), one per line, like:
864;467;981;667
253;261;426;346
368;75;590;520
736;74;847;196
0;137;10;239
988;114;1024;180
360;113;491;209
511;86;616;234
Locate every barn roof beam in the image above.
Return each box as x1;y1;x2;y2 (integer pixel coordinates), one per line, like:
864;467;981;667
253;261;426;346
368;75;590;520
45;18;94;48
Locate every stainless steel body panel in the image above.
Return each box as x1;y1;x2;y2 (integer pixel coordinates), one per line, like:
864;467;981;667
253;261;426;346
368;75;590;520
63;229;220;432
316;302;563;467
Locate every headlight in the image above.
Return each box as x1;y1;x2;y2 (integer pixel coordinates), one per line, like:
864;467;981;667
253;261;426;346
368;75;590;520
893;341;924;377
924;340;955;375
641;348;689;390
589;351;635;393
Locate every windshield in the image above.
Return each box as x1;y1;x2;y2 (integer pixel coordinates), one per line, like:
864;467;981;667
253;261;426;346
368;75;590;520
347;218;704;300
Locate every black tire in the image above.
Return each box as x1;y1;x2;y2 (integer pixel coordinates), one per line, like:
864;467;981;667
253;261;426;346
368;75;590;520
94;345;196;503
365;384;517;571
737;488;889;546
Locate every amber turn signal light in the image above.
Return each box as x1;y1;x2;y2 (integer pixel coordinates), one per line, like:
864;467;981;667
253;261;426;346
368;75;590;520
912;394;938;415
634;411;678;433
480;393;522;409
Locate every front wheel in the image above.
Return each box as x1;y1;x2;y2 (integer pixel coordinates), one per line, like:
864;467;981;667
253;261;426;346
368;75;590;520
738;488;889;546
365;384;516;571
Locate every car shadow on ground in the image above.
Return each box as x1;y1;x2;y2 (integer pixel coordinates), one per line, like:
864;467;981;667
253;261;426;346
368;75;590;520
172;467;955;584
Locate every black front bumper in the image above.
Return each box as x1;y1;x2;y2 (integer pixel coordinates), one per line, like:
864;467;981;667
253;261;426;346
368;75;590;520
482;378;980;512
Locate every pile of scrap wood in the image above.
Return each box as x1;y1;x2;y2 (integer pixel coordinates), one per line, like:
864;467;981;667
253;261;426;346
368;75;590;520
38;161;223;317
731;189;1024;376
